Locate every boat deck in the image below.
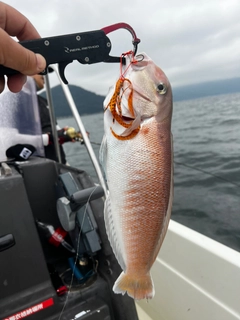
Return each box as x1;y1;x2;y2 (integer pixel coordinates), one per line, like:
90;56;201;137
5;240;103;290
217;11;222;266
136;220;240;320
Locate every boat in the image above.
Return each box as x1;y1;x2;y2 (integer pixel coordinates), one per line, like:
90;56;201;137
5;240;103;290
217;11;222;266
0;66;240;320
136;220;240;320
0;73;138;320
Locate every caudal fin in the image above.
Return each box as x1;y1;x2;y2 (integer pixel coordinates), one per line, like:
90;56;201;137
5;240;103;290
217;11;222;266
113;272;155;300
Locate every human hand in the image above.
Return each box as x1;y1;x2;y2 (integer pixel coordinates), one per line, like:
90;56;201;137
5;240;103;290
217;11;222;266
65;127;90;144
58;127;89;144
0;2;46;93
57;128;75;144
47;127;89;145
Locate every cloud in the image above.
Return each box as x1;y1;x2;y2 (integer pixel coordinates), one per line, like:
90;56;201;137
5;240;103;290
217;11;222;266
7;0;240;95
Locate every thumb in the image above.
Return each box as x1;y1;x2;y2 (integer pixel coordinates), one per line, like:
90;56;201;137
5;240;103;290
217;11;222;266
0;28;46;75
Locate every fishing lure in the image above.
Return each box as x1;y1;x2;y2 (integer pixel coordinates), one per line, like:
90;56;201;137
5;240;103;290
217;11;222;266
105;53;140;140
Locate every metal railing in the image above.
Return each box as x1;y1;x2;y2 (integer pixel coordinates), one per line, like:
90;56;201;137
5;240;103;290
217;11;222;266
44;65;107;196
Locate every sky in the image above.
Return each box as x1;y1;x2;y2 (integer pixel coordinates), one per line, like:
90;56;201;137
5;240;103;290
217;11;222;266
7;0;240;96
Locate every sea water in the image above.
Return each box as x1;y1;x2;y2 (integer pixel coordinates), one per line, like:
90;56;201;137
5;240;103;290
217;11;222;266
58;92;240;252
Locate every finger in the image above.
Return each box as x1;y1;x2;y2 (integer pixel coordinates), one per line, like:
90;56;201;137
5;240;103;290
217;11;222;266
0;2;40;40
7;74;27;93
0;76;5;93
0;29;46;75
0;3;46;75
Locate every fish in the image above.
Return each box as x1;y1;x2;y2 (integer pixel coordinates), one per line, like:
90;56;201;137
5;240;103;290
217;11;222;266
99;52;173;300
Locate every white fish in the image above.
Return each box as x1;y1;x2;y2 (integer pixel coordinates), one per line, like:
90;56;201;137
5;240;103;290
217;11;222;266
100;52;173;300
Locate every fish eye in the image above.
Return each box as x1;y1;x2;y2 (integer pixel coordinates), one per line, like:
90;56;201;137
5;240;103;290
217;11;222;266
157;83;167;95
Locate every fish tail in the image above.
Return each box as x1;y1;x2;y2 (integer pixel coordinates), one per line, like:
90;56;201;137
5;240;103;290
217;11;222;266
113;271;155;300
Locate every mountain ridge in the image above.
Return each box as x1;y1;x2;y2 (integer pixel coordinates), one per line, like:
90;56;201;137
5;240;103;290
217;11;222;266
41;77;240;117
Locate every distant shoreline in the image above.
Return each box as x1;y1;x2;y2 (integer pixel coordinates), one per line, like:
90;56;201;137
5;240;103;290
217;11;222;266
172;77;240;102
41;77;240;117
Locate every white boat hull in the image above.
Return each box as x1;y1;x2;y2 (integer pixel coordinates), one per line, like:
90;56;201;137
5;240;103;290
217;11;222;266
137;220;240;320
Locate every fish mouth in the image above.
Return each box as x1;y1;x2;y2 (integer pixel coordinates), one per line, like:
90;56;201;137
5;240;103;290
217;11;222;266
121;115;135;122
133;87;152;102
